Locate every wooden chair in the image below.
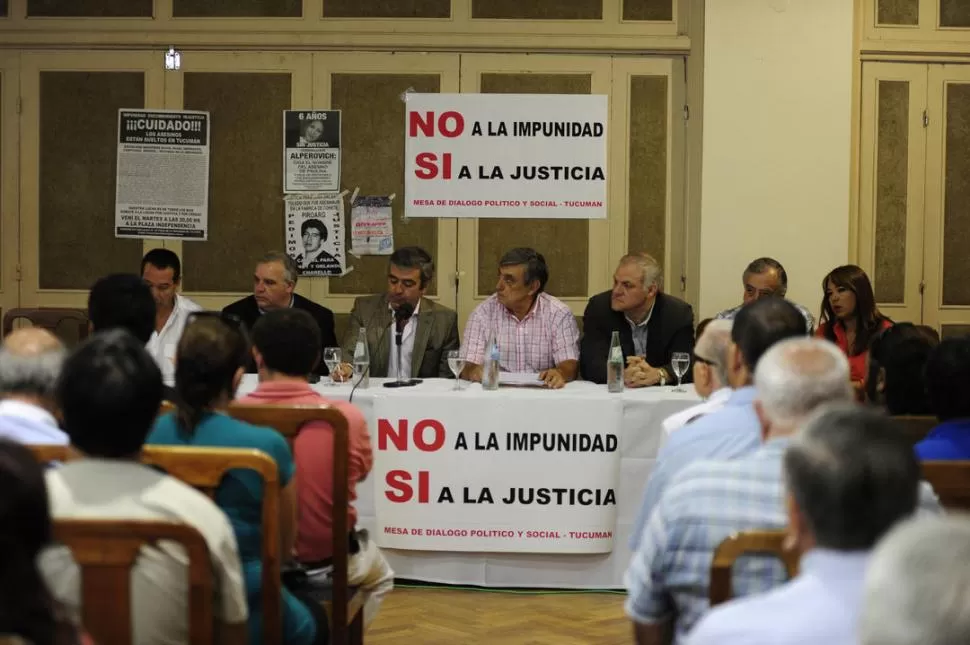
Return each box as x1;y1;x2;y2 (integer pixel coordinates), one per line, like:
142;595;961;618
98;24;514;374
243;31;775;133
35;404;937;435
709;530;799;606
228;403;363;645
53;518;214;645
922;461;970;511
893;415;937;447
2;308;89;345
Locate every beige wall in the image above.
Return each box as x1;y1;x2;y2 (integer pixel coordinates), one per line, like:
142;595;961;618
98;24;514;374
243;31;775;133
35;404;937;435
698;0;854;319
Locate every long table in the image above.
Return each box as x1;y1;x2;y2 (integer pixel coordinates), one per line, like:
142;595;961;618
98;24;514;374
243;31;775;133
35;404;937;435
237;375;699;589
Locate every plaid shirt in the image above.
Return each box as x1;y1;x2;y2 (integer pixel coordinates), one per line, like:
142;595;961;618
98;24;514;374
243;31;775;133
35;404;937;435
715;301;816;334
460;293;579;372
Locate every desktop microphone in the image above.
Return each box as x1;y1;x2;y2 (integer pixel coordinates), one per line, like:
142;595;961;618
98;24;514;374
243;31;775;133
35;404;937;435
384;301;421;389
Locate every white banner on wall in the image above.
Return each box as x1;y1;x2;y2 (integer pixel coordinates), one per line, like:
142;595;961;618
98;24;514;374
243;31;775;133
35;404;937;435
372;394;622;553
115;109;210;240
404;93;607;219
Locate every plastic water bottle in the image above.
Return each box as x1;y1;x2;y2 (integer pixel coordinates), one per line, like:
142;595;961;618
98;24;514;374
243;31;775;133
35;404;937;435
607;331;624;393
353;326;370;389
482;334;500;391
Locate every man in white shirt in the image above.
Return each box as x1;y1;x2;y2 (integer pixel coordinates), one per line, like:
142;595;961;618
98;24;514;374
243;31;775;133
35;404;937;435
40;329;248;645
141;248;202;386
661;319;734;444
0;327;68;445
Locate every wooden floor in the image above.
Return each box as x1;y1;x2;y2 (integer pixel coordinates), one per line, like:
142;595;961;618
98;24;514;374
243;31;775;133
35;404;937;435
366;587;630;645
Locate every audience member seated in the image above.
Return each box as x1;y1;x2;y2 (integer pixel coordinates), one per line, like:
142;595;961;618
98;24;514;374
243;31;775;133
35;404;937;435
141;248;202;387
660;320;733;445
816;264;891;390
0;328;67;445
39;330;248;645
240;308;392;626
916;336;970;460
148;314;323;645
865;322;937;415
460;247;580;389
687;405;921;645
860;516;970;645
628;298;807;550
222;252;337;376
335;246;459;381
580;253;694;387
714;257;815;332
0;439;90;645
87;273;156;343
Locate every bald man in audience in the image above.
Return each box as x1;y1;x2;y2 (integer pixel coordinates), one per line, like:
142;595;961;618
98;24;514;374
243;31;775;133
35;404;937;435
0;328;68;445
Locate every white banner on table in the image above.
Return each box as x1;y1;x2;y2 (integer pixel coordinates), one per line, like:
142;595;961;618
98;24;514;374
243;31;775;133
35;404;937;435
285;194;345;277
115;109;210;240
404;93;607;219
283;110;341;193
372;394;622;553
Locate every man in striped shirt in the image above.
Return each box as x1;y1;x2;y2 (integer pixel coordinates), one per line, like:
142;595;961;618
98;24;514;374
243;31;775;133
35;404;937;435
460;247;580;389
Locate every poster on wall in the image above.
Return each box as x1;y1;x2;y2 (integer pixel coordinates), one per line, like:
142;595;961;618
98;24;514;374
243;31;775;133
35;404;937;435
285;194;345;277
350;195;394;256
283;110;341;193
372;394;622;553
404;93;607;219
115;109;210;240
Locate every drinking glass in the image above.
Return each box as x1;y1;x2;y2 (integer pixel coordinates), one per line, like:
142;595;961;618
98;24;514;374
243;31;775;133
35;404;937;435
447;350;465;391
323;347;341;386
671;352;690;392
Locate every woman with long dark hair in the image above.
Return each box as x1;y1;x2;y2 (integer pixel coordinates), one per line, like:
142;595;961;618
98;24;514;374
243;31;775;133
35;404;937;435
816;265;892;388
147;314;321;645
0;439;85;645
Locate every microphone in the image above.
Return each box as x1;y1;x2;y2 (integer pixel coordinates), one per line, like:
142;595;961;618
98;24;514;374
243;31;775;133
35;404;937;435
384;301;422;389
394;302;415;334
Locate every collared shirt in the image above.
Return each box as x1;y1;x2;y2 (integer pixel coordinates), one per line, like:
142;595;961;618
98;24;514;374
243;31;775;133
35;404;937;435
0;399;68;445
146;293;203;387
387;300;421;380
916;418;970;460
625;440;942;644
660;387;733;445
626;305;654;357
629;386;762;551
715;301;816;334
686;549;871;645
460;292;580;372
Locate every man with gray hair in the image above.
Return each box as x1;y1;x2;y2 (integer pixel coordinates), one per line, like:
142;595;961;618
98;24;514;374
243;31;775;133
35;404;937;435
860;516;970;645
626;337;854;644
715;257;815;332
687;405;922;645
0;327;68;445
223;251;337;375
660;319;734;443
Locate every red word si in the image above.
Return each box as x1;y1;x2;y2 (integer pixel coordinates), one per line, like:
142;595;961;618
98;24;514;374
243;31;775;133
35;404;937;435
385;470;430;503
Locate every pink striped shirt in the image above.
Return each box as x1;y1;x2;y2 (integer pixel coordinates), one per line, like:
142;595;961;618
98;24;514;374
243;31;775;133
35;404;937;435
460;293;580;372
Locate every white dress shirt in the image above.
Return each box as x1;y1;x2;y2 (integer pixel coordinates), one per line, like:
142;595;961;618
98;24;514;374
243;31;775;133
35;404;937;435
659;386;733;448
146;293;203;386
387;300;420;380
0;399;68;445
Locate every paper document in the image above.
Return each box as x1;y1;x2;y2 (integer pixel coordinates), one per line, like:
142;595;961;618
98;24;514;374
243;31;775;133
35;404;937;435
500;372;545;387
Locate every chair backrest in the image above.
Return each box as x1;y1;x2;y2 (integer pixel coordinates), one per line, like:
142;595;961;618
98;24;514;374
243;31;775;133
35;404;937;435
893;415;937;446
227;403;354;643
709;530;799;606
54;518;213;645
2;308;89;346
922;461;970;511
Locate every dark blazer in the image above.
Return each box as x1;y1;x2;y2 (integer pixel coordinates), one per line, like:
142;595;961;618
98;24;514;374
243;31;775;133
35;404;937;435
340;294;460;379
580;290;695;384
222;294;338;375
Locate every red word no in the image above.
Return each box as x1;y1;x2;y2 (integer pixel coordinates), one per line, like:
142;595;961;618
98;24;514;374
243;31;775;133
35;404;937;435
408;111;465;138
378;418;446;452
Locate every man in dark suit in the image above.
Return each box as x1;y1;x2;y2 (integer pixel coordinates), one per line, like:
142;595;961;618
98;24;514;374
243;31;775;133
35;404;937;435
222;251;337;375
335;246;459;380
580;253;694;387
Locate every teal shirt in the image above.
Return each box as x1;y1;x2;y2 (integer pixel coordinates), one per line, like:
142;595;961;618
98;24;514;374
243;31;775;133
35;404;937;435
148;412;315;645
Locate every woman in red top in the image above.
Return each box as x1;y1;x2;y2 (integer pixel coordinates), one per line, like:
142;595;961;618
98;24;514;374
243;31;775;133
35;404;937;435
816;265;892;389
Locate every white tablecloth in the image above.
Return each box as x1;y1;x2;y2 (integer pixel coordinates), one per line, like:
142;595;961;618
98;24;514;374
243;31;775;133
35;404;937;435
237;375;699;589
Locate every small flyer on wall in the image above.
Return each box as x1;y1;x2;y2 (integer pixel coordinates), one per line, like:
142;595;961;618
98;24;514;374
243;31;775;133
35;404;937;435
285;194;346;277
283;110;341;193
350;196;394;256
115;109;210;240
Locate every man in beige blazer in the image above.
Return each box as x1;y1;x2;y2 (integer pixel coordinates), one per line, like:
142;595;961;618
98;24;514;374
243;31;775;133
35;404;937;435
336;247;460;380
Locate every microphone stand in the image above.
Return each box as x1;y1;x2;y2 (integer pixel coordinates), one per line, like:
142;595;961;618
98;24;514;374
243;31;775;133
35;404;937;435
383;311;422;389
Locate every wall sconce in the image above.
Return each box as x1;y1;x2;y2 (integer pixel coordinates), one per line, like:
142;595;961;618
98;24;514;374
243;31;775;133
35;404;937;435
164;47;181;71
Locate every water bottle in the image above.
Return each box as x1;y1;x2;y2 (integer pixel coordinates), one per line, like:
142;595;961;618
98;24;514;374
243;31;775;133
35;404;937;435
482;334;500;391
353;326;370;389
607;331;624;393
